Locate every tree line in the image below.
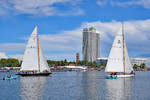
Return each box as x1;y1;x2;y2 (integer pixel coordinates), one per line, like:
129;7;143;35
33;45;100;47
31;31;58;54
47;59;107;70
0;58;21;67
0;58;147;71
133;63;147;71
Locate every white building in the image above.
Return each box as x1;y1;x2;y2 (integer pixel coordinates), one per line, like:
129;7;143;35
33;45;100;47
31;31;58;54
130;58;147;66
0;52;7;59
96;57;147;66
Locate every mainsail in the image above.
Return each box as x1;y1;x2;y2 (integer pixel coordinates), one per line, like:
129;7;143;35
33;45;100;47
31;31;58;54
21;26;49;72
105;24;133;73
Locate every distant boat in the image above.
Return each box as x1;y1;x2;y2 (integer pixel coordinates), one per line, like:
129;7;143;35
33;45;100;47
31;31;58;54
105;23;134;78
3;75;18;80
17;26;51;76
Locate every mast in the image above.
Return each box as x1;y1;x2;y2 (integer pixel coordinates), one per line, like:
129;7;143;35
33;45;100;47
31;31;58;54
122;23;125;75
37;26;40;72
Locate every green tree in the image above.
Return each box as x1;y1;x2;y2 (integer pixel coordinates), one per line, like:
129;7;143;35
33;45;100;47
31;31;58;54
0;59;7;67
133;64;138;70
140;63;146;70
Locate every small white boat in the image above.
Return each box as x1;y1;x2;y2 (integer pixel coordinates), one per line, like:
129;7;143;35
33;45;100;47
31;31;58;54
105;23;135;78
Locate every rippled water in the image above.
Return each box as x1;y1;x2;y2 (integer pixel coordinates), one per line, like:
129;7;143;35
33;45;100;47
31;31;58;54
0;71;150;100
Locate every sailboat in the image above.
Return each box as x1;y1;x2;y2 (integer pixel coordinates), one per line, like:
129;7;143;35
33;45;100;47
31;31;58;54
17;26;51;76
105;23;134;78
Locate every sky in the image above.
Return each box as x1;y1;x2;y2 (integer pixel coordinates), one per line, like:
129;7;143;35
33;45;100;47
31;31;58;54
0;0;150;64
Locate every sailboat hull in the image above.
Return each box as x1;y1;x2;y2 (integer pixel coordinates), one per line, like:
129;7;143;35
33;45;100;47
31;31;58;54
16;72;52;76
107;74;134;78
116;74;134;78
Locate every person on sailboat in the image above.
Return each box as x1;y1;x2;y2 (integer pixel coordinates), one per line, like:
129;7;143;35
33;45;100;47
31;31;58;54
110;72;117;77
130;71;135;75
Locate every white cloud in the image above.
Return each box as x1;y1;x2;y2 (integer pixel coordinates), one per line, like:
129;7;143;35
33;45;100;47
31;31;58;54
97;0;150;9
46;54;76;61
0;43;25;52
0;0;83;16
1;19;150;61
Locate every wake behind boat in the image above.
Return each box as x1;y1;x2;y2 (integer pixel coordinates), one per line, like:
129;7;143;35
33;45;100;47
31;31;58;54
16;26;51;76
105;23;134;79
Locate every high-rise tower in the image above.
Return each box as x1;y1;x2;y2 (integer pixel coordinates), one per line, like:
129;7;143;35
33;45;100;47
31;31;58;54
82;27;100;62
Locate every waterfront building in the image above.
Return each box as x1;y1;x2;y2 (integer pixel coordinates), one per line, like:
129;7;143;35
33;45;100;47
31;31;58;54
96;57;147;66
96;58;108;64
82;27;100;62
130;58;147;66
0;52;7;59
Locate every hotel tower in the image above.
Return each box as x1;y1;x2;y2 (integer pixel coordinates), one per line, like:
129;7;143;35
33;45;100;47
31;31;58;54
82;27;100;62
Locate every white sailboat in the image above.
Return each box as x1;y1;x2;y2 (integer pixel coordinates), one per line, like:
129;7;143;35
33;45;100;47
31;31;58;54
105;23;134;78
17;26;51;76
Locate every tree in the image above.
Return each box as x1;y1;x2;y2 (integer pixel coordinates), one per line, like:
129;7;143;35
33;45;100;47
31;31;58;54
0;59;7;67
140;63;146;70
133;64;138;70
0;58;20;67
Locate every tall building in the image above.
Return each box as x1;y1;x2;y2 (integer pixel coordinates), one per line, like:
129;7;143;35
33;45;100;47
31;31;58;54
76;53;80;65
82;27;100;62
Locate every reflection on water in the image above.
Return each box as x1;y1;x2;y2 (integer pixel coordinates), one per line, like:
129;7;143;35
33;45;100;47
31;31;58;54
105;78;132;100
0;71;150;100
20;77;47;100
81;71;101;100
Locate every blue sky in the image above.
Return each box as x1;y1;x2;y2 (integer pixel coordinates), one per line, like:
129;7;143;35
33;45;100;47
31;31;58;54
0;0;150;63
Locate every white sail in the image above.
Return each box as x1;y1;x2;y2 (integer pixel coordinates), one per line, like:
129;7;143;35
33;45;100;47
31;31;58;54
105;25;133;73
39;45;50;72
21;26;49;72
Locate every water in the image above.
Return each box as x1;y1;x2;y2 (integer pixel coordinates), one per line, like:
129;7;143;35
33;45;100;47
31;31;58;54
0;71;150;100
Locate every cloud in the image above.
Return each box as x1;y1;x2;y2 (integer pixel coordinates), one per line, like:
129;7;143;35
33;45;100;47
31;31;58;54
0;0;83;16
0;43;25;52
97;0;150;9
83;20;150;59
46;54;76;61
1;19;150;62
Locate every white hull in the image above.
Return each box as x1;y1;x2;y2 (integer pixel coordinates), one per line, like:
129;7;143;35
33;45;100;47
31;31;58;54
117;74;134;78
107;74;134;78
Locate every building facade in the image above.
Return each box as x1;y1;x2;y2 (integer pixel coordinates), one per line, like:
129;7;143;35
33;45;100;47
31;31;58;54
82;27;100;62
96;57;147;66
0;52;7;59
130;58;147;66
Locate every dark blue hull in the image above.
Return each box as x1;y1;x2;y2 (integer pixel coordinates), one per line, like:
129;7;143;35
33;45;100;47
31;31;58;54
16;72;52;76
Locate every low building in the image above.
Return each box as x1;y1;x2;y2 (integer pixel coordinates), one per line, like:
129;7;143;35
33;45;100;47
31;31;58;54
96;57;147;66
130;58;147;66
0;52;7;59
96;58;108;64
